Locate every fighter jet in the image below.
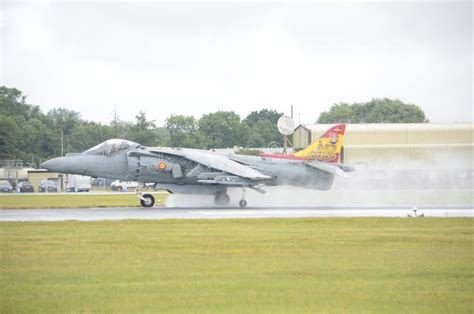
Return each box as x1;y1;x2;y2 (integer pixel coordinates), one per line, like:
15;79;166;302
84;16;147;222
41;124;354;207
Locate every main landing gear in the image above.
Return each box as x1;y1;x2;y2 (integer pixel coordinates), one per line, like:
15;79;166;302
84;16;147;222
137;183;155;207
214;191;230;206
239;188;247;208
213;188;248;208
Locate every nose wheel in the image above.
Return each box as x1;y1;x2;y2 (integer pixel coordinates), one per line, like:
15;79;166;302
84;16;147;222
140;193;155;207
137;183;155;207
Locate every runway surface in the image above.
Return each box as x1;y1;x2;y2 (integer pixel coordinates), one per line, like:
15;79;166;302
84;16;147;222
0;205;472;221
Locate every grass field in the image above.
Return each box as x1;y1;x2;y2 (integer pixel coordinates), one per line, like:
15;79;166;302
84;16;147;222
1;218;472;313
0;193;167;209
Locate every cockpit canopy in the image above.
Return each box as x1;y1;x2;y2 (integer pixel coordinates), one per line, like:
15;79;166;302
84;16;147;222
84;139;139;156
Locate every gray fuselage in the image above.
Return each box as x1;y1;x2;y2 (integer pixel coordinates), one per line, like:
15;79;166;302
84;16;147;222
41;146;335;194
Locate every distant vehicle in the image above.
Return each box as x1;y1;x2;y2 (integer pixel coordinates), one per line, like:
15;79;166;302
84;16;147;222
91;177;113;187
0;181;13;193
39;180;58;192
66;175;91;192
17;181;34;193
110;180;138;191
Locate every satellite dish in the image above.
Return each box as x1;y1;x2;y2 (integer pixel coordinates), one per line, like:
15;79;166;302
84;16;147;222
277;116;296;135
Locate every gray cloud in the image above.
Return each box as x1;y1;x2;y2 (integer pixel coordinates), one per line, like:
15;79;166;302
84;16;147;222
1;1;472;125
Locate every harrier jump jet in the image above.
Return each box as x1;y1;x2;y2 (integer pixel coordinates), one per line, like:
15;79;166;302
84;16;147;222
41;124;353;207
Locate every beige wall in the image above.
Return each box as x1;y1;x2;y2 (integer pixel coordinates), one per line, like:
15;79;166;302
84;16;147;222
292;123;473;168
340;125;472;146
344;144;473;168
0;168;35;180
28;171;65;192
292;126;311;151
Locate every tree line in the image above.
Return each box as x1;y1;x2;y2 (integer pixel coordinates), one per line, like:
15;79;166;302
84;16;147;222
0;86;427;166
0;86;284;165
318;99;428;123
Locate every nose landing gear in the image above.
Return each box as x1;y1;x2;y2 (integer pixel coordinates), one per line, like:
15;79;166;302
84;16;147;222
137;183;155;207
140;194;155;207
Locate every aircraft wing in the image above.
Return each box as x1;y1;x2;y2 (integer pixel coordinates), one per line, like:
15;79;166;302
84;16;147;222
146;148;271;181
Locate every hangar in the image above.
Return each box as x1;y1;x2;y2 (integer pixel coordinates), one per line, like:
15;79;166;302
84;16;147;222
292;123;473;190
293;123;473;168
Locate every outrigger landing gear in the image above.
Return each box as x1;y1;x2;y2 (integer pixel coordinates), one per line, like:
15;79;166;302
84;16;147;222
137;183;155;207
214;191;230;206
239;188;248;208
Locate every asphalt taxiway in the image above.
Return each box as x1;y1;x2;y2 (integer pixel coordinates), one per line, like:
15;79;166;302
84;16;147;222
0;206;472;221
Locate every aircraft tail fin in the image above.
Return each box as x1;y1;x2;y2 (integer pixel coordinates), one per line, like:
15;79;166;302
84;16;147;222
293;124;346;163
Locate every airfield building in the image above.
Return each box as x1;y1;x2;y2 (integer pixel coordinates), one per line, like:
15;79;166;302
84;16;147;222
293;123;473;168
293;123;473;190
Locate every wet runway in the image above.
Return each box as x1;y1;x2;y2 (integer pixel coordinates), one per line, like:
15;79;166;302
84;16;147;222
0;205;472;221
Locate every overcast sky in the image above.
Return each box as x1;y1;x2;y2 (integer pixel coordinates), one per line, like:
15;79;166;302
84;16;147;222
1;0;472;125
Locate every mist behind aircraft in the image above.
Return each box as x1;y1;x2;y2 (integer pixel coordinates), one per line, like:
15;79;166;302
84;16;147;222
167;151;473;207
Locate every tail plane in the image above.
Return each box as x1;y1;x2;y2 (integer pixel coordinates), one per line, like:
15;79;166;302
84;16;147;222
293;124;346;163
261;124;346;163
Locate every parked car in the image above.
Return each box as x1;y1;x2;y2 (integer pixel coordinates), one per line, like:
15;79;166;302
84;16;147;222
17;181;34;193
39;180;58;192
110;180;154;191
91;178;113;187
0;181;13;193
110;180;138;191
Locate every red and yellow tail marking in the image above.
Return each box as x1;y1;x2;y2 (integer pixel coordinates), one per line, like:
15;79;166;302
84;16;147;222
293;124;345;163
261;124;346;163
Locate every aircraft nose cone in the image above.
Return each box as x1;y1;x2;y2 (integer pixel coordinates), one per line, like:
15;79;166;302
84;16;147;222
41;157;67;172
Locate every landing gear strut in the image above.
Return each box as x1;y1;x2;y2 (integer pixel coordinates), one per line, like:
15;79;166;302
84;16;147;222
239;187;248;208
214;191;230;206
137;183;155;207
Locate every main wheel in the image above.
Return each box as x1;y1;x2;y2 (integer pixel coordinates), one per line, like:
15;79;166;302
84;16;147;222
214;192;230;206
140;193;155;207
239;200;247;208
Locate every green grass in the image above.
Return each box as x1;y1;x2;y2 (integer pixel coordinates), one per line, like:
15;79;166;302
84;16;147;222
0;193;167;209
1;218;473;313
